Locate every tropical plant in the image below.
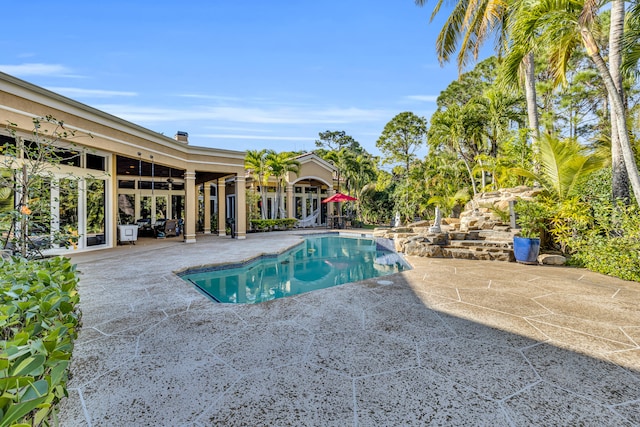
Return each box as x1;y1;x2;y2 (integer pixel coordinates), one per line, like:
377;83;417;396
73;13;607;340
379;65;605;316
514;198;549;238
428;105;474;191
501;0;640;206
264;151;300;219
244;149;269;220
569;202;640;281
415;0;541;143
511;134;606;252
0;256;81;425
315;130;365;193
245;188;261;229
511;134;606;202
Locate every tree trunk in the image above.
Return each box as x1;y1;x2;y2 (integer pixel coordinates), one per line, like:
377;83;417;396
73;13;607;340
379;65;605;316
459;152;478;196
582;30;640;208
523;52;540;140
20;164;28;257
608;0;630;203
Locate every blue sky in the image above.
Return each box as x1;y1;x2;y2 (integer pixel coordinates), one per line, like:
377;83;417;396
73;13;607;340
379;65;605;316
1;1;462;158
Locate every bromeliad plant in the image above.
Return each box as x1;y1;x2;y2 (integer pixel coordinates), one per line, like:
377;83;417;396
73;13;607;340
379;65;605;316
0;255;81;426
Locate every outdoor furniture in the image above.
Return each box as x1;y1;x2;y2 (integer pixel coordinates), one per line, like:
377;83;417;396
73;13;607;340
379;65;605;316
136;218;153;237
163;219;178;237
117;224;138;245
327;216;345;229
297;209;320;228
154;219;178;238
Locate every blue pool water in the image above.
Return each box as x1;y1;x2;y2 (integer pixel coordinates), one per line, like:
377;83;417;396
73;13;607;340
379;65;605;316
179;235;410;304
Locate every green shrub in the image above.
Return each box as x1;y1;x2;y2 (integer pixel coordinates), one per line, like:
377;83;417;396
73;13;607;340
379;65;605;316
514;199;552;239
250;218;297;231
569;204;640;282
0;256;81;426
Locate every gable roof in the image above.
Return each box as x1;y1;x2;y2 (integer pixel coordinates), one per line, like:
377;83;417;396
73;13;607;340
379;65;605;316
294;152;338;172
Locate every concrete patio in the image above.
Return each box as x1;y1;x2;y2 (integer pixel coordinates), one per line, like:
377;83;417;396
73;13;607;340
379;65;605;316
59;231;640;426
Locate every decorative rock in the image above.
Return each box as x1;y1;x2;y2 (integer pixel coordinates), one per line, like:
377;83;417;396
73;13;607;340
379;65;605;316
405;242;443;257
538;254;567;265
449;232;467;241
374;186;554;263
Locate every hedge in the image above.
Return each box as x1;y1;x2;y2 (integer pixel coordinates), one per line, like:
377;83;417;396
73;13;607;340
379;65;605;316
250;218;297;231
0;256;81;426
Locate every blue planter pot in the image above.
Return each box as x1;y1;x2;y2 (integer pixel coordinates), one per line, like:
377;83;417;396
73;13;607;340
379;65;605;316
513;236;540;264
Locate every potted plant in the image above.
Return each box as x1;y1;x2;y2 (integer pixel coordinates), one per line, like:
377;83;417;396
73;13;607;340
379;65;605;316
513;199;547;264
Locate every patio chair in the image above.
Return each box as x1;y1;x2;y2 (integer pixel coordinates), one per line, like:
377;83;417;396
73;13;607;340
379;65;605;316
163;219;178;237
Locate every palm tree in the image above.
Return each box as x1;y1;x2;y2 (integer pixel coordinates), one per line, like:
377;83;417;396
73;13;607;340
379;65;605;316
428;103;484;195
609;0;629;201
265;151;300;219
622;0;640;76
501;0;640;207
415;0;541;140
245;149;269;219
339;150;377;220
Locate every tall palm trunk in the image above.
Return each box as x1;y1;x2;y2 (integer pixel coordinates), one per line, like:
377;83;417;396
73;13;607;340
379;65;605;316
581;30;640;208
259;176;268;220
523;52;541;176
523;52;540;140
608;0;630;202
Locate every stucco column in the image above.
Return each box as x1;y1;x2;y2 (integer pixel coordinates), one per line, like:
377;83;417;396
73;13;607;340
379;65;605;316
203;182;211;234
111;153;119;247
183;171;197;243
235;175;247;239
217;178;226;236
286;183;294;219
316;186;321;226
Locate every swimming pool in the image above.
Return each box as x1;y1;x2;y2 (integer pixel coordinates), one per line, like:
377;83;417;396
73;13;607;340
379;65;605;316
179;234;410;304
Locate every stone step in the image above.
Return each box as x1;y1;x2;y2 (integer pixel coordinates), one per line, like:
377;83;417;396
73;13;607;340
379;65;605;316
448;239;513;249
447;230;515;242
477;230;517;241
442;246;514;262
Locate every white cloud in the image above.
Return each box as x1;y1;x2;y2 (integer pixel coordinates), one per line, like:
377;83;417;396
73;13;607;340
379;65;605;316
48;87;137;98
0;63;79;77
96;104;391;125
405;95;439;102
177;93;244;102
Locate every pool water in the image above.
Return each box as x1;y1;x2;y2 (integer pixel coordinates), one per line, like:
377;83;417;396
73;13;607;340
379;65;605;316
179;235;410;304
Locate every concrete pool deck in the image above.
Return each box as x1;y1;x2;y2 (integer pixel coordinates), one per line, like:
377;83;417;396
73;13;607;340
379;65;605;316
59;231;640;426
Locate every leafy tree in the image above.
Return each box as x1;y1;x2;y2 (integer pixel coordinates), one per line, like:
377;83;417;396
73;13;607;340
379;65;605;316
376;112;427;176
315;130;363;153
420;150;471;217
315;130;366;193
359;180;394;224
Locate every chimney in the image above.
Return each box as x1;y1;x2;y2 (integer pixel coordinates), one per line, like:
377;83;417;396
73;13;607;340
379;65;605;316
174;131;189;144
